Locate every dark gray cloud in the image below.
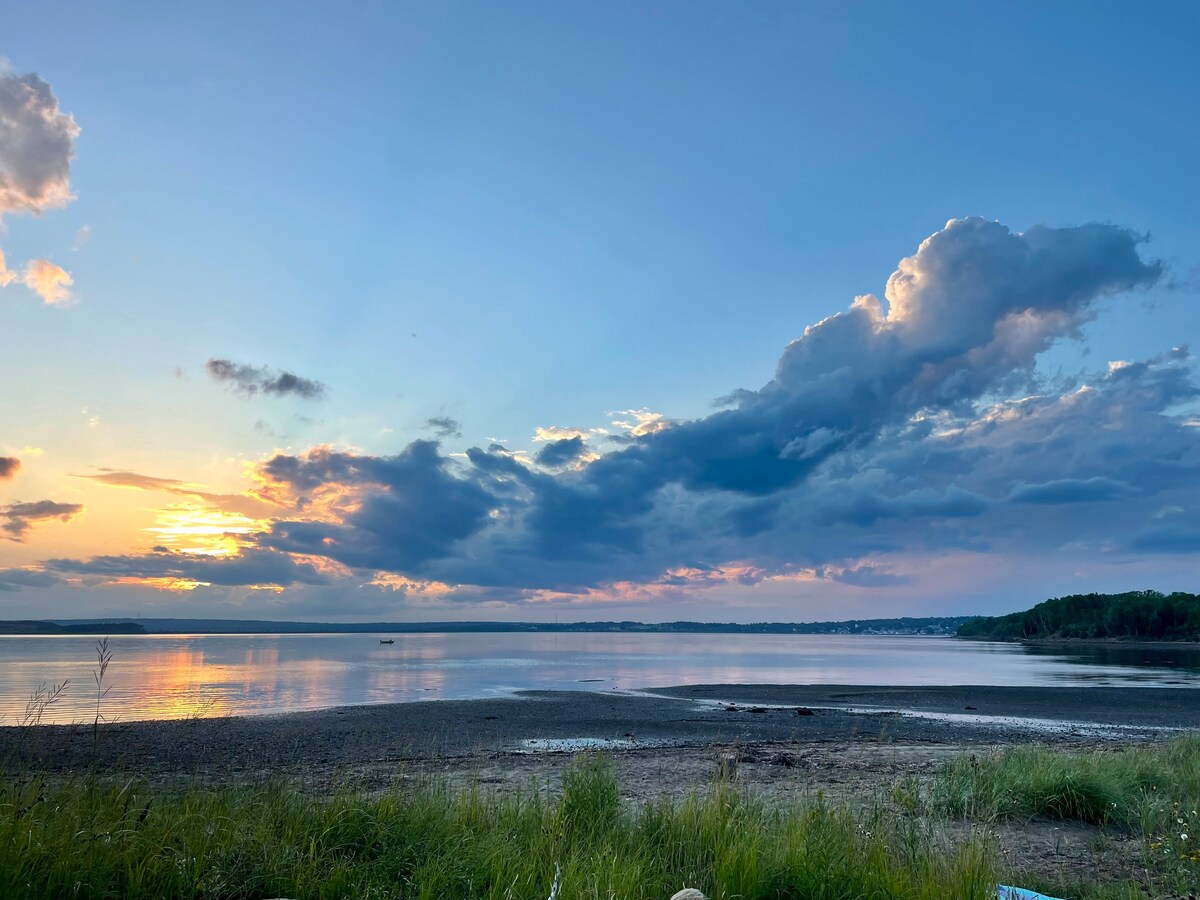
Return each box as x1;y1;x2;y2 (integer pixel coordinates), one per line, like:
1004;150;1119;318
2;500;83;540
0;457;20;480
426;417;462;439
535;436;587;468
0;567;62;592
826;565;915;588
45;547;329;588
0;70;78;218
260;440;497;571
206;358;326;399
1009;477;1135;505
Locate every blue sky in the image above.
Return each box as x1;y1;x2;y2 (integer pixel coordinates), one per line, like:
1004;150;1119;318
0;1;1197;621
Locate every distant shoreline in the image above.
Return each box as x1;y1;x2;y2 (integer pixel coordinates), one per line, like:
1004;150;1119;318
0;615;973;636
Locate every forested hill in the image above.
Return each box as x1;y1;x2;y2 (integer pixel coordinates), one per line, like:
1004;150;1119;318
957;591;1200;641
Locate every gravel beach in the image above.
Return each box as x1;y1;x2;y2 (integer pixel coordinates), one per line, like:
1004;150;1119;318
4;683;1196;786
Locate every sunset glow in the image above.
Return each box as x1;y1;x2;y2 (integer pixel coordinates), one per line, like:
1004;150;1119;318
145;508;263;556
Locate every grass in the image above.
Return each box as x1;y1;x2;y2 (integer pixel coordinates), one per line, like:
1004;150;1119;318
0;754;999;900
932;736;1200;830
931;736;1200;898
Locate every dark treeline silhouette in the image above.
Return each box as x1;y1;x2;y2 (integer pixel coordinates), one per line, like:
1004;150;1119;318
957;591;1200;641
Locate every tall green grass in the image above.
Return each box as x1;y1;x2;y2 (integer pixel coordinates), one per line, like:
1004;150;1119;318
0;754;997;900
933;736;1200;898
933;735;1200;831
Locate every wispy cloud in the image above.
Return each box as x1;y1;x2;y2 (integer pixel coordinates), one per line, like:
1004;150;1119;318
426;416;462;438
206;358;326;400
0;457;20;480
73;468;276;519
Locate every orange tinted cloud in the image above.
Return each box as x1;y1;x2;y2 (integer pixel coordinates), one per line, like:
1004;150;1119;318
21;258;73;305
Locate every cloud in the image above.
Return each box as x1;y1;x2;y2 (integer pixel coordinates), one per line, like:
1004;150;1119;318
535;436;587;468
42;219;1190;602
206;358;326;399
45;547;329;588
426;416;462;438
20;258;73;304
0;69;79;219
76;470;186;491
1009;477;1136;505
609;410;671;437
0;567;62;592
826;564;914;588
258;441;496;571
534;425;591;442
0;457;19;480
73;468;275;519
1126;523;1200;555
0;252;72;305
2;500;83;540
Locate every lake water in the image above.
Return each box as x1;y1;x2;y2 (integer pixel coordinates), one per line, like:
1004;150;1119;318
2;632;1198;725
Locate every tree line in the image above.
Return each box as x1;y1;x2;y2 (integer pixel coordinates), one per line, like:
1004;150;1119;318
956;591;1200;641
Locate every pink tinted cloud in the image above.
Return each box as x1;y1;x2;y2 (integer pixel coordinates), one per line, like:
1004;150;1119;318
21;258;73;305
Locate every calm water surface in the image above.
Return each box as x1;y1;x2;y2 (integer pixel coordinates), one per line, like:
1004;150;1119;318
2;632;1198;724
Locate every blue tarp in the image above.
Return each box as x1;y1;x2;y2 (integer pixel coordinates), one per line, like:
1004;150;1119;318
997;886;1063;900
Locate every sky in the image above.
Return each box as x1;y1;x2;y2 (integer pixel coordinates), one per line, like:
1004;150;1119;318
0;1;1197;623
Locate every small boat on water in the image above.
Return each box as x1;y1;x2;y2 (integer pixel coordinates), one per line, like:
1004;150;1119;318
379;638;395;644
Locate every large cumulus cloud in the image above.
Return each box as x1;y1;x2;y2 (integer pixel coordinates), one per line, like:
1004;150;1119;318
240;218;1179;589
44;218;1191;601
